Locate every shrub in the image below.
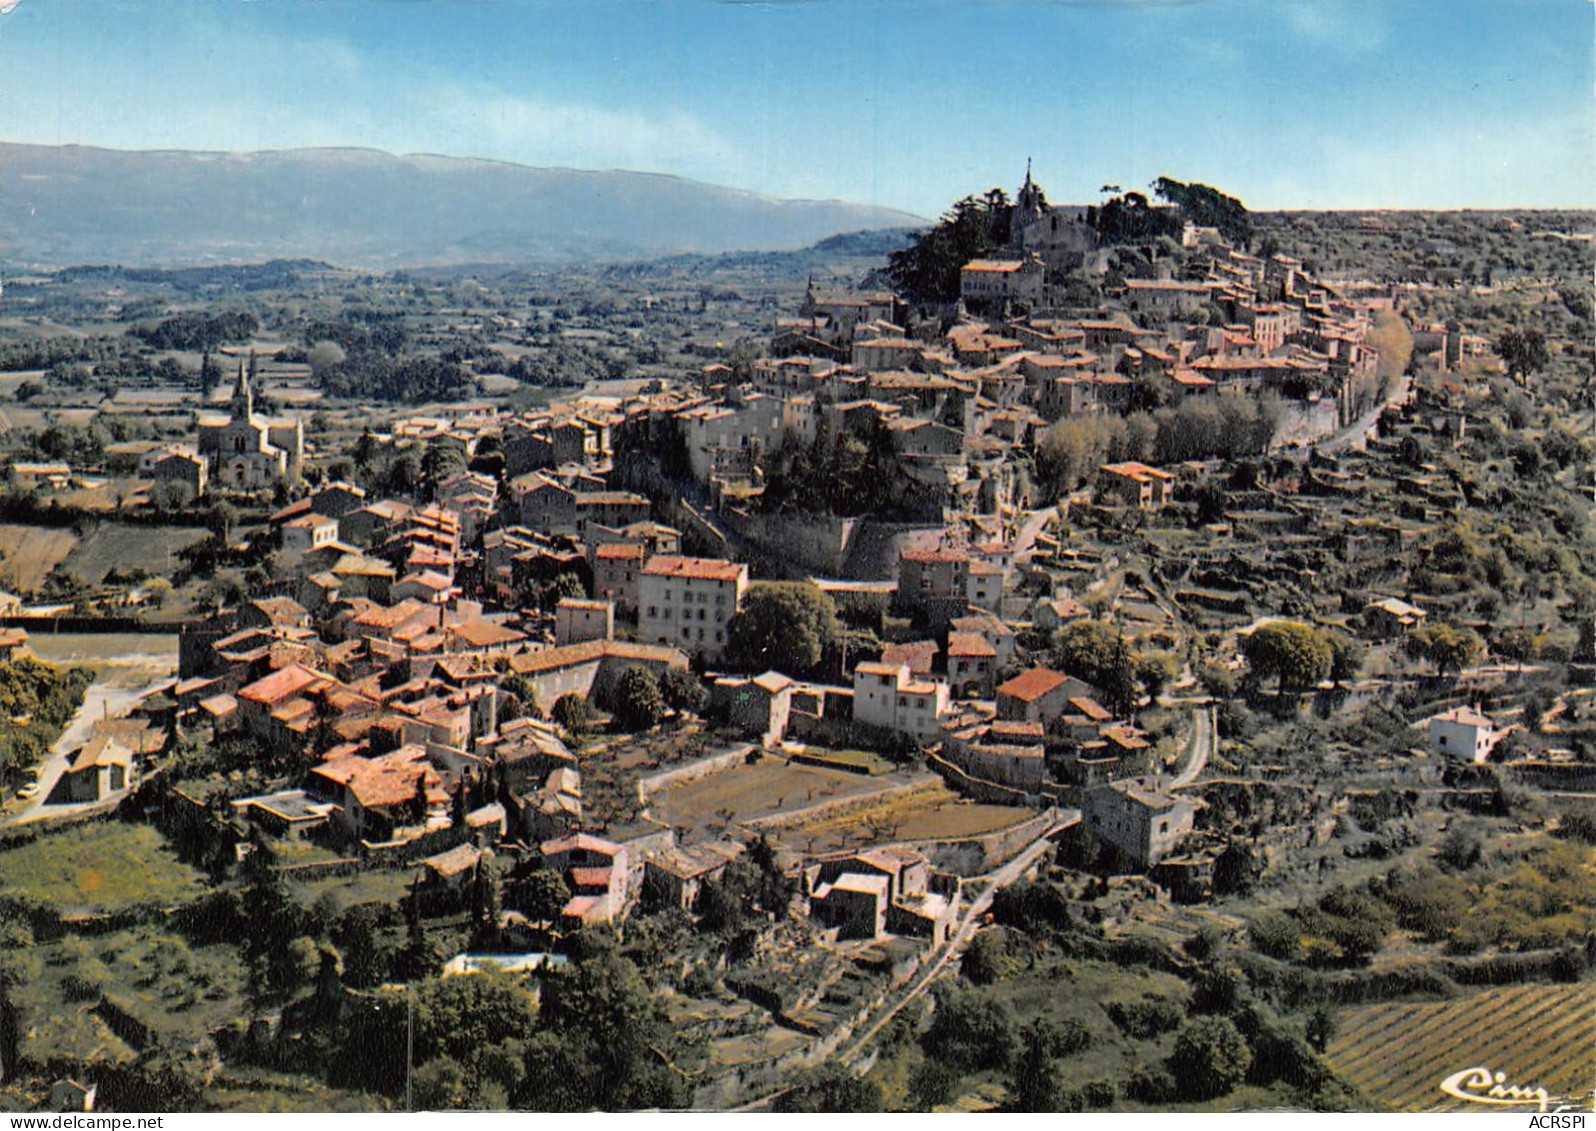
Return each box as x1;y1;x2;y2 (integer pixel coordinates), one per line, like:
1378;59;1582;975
1082;1080;1117;1108
1106;995;1186;1039
1126;1064;1177;1103
1249;912;1301;961
925;984;1017;1071
1169;1016;1253;1100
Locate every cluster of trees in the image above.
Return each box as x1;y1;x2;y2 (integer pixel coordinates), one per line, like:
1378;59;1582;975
495;342;628;388
130;310;259;351
726;582;841;679
760;419;914;518
317;354;475;404
1403;621;1485;677
1050;619;1177;716
1248;886;1392;967
587;665;708;734
1151;177;1252;245
1241;621;1363;694
1088;191;1183;246
1495;328;1550;382
317;936;687;1111
0;658;94;785
297;315;474;403
1034;395;1282;500
883;189;1013;304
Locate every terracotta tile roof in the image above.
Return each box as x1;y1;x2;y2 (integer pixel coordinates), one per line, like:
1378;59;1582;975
901;546;969;565
447;619;528;649
881;640;938;675
238;664;325;707
542;832;621;857
642;555;745;583
1434;707;1493;728
989;719;1045;740
594;542;645;561
996;667;1067;703
1100;461;1175;482
962;259;1030;273
947;632;996;658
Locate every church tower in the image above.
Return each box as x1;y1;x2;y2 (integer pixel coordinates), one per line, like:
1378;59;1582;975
1013;157;1048;235
230;355;255;420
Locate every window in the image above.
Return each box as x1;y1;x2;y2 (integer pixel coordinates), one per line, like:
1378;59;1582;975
647;606;657;618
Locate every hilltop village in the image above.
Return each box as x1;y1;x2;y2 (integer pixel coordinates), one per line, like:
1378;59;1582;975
0;173;1592;1114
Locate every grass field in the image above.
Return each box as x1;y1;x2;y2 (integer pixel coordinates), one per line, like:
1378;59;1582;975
778;782;1034;855
0;524;80;592
0;821;208;913
797;746;898;775
57;522;209;584
1325;983;1596;1112
289;865;417;913
20;925;248;1069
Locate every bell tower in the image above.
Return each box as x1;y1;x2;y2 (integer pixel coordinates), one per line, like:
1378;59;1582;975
230;355;255;420
1014;157;1048;236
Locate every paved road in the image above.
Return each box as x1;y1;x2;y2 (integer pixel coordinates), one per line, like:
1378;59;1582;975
1012;506;1059;565
1314;366;1413;456
1171;706;1216;789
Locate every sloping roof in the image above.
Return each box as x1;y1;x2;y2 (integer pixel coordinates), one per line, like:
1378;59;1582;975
642;555;745;583
238;664;324;706
541;832;622;857
947;632;996;658
1100;461;1175;483
448;619;528;649
420;842;483;879
881;640;938;676
996;667;1067;703
1433;706;1493;729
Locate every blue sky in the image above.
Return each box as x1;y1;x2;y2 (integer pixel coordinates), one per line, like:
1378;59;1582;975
0;0;1589;216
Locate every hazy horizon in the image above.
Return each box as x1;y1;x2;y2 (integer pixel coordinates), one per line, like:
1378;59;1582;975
0;0;1589;217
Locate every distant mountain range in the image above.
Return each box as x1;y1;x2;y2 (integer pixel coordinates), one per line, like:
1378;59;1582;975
0;143;927;270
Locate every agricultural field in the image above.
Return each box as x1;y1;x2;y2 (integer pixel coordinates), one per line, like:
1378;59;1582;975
0;524;79;593
648;758;893;839
0;821;208;914
26;632;180;675
56;522;209;585
777;782;1035;856
1325;983;1596;1112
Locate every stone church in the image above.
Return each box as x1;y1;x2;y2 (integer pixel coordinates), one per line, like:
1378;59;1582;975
1008;160;1100;271
196;356;304;491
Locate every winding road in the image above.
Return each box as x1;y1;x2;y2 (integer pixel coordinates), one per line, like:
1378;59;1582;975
1170;705;1216;788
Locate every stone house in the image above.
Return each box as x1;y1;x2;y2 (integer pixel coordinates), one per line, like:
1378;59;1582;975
638;555;748;663
1084;776;1196;867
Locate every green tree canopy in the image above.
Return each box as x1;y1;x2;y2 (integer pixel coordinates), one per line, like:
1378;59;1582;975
1405;621;1485;677
726;582;840;677
610;667;667;732
1242;621;1333;693
773;1063;884;1113
1169;1015;1253;1100
884;189;1013;304
1151;176;1253;245
1495;327;1550;381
